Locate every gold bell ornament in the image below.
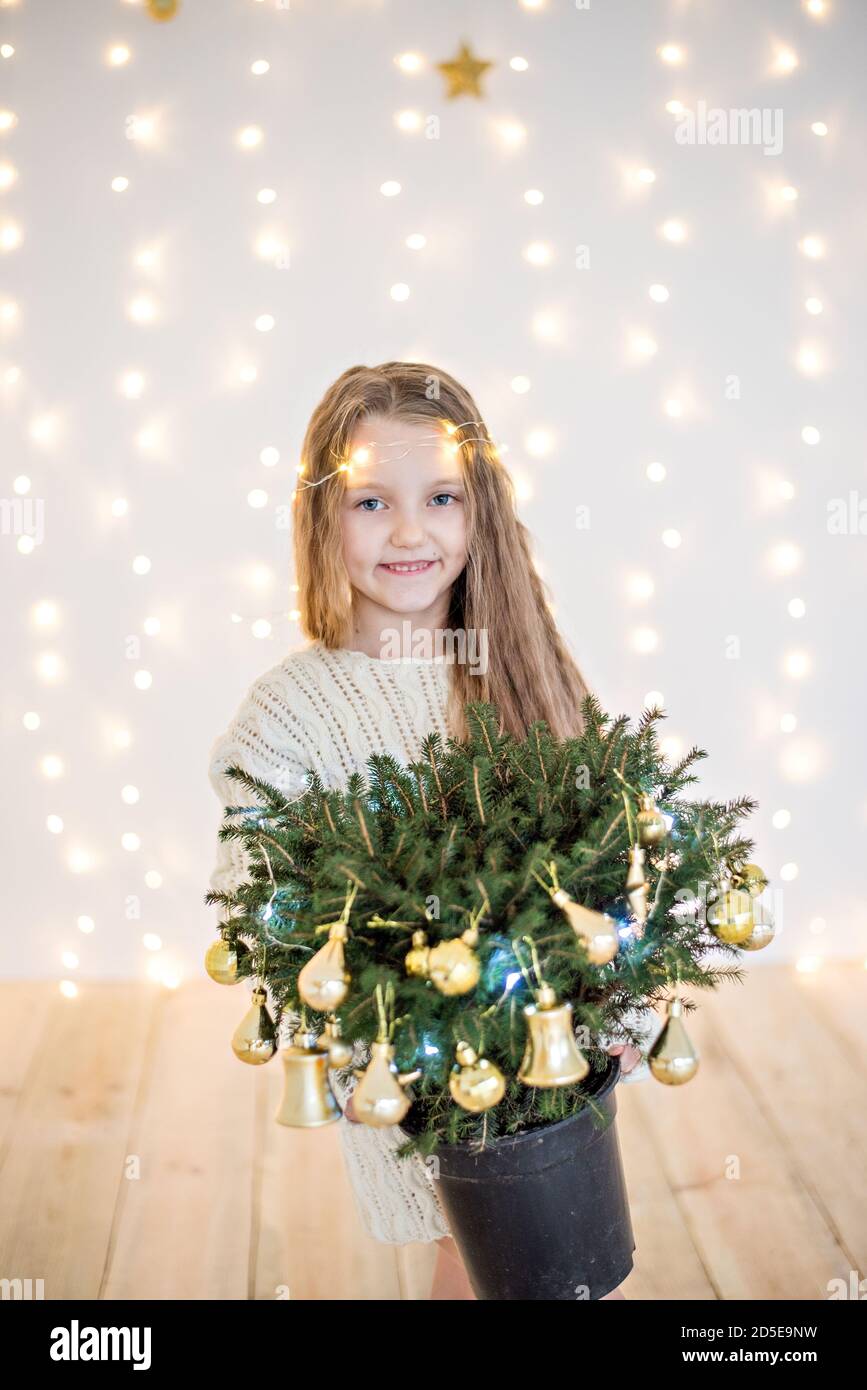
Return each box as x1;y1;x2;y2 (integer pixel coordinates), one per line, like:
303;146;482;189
519;983;590;1088
205;929;249;985
740;895;776;952
532;862;620;966
274;1028;341;1128
648;995;699;1085
707;885;755;945
231;984;278;1065
322;1014;354;1068
448;1040;507;1113
297;882;358;1012
636;794;668;848
625;844;650;932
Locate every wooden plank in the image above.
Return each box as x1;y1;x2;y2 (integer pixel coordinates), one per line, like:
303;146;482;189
616;1086;718;1300
104;980;257;1300
0;982;156;1300
799;961;867;1081
253;1055;403;1300
0;983;54;1154
700;962;867;1275
640;978;853;1299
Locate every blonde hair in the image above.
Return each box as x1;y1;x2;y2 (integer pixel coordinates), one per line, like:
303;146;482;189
293;361;593;741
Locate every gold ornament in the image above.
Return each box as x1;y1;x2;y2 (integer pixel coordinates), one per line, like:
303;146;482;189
428;925;480;995
637;794;667;847
649;996;699;1085
537;862;619;964
519;984;590;1088
740;897;776;952
274;1030;341;1128
404;928;431;978
322;1015;354;1068
231;985;277;1065
707;887;755;944
436;41;493;99
297;883;358;1011
298;922;350;1011
733;862;769;897
204;931;248;985
448;1040;506;1113
146;0;180;20
552;891;620;964
351;1040;422;1127
625;844;649;929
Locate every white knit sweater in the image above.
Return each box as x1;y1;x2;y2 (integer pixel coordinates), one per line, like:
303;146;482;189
207;639;651;1247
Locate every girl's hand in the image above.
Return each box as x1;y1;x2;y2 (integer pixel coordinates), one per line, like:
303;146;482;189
343;1091;362;1124
606;1043;643;1075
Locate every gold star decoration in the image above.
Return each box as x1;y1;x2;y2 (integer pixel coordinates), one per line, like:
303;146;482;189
436;41;493;100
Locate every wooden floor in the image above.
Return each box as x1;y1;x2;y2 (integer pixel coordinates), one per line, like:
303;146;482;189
0;963;864;1300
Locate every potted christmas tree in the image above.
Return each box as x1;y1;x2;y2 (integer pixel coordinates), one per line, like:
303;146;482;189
204;696;773;1300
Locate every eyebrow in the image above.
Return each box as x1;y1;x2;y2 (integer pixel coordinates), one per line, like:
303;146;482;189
344;477;464;492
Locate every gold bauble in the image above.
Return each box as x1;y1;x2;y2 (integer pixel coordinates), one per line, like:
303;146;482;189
649;996;699;1085
351;1040;422;1127
428;936;480;995
551;890;620;964
734;862;769;897
448;1041;506;1113
625;845;649;928
707;888;755;944
322;1015;354;1068
405;929;431;978
146;0;180;20
297;922;350;1011
204;933;248;985
636;795;667;848
518;985;590;1088
231;985;277;1065
274;1033;341;1128
740;897;776;952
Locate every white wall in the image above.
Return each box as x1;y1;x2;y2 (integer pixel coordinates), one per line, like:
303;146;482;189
3;0;864;978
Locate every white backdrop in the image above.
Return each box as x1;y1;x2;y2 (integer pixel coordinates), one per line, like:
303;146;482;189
3;0;865;980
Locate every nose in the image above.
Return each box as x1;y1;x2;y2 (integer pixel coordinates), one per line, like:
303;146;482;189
389;510;426;548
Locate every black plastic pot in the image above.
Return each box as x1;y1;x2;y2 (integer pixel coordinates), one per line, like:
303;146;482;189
403;1056;634;1300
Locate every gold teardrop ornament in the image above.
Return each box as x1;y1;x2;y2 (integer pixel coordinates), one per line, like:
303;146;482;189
231;985;277;1065
550;889;620;965
649;996;699;1086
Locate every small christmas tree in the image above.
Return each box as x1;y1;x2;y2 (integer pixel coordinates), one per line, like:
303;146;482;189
204;696;772;1157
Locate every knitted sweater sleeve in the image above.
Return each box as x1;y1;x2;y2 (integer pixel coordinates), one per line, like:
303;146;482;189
206;668;452;1246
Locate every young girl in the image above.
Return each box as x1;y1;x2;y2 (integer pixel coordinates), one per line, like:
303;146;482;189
208;361;649;1301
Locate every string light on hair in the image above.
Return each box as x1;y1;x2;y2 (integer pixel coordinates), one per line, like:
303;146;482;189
292;419;498;497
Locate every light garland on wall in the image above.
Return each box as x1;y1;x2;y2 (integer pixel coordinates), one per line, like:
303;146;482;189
3;0;848;994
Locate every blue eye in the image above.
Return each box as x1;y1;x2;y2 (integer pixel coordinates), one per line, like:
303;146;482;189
356;498;384;511
431;493;458;506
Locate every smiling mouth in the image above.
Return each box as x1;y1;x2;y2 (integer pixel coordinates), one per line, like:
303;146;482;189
378;560;438;575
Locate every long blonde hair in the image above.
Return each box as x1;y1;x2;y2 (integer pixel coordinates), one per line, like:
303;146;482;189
293;361;593;741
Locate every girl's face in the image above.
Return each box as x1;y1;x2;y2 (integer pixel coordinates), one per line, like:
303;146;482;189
340;415;468;626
